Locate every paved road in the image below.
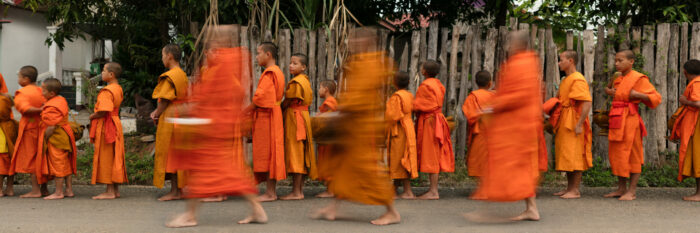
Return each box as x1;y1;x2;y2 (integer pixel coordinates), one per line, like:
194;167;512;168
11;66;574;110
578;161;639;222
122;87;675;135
1;185;698;232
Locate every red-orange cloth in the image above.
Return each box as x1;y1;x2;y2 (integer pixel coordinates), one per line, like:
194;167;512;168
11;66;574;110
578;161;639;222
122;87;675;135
670;78;700;181
170;47;257;198
317;96;337;181
0;73;8;94
413;78;454;173
462;89;495;177
9;85;46;182
385;89;418;179
478;51;543;202
0;95;17;175
37;96;76;179
252;65;286;182
90;83;128;184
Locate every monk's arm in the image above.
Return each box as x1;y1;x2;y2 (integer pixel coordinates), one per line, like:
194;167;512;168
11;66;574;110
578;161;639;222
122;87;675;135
44;126;56;140
24;107;42;114
89;111;109;120
629;90;650;102
151;99;170;121
680;95;700;109
576;101;592;134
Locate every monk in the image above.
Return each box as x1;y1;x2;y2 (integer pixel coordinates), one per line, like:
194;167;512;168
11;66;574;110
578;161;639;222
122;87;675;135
670;59;700;201
280;53;317;200
0;72;8;93
38;78;77;200
604;50;661;201
386;71;418;199
166;28;267;227
551;50;592;199
9;65;47;198
90;62;128;200
312;27;399;225
466;31;542;222
413;60;454;200
0;89;17;197
250;42;286;202
461;70;495;200
315;80;338;198
152;44;189;201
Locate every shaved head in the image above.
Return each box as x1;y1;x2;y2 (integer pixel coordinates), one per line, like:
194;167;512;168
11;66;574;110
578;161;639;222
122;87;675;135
507;30;530;55
562;50;578;64
617;50;635;61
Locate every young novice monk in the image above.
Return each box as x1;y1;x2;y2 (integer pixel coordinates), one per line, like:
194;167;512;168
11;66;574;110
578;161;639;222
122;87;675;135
413;60;454;200
280;53;317;200
152;44;189;201
90;62;128;200
386;71;418;199
9;65;47;198
38;78;77;200
461;70;495;200
670;59;700;201
604;50;661;201
0;90;17;197
315;80;338;198
552;50;592;199
251;42;286;202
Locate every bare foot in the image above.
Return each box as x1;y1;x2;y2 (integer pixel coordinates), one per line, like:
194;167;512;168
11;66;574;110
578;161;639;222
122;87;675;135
315;191;334;198
682;194;700;202
43;193;65;200
279;193;304;200
3;188;13;197
166;213;198;228
618;192;636;201
511;209;540;221
19;191;42;198
398;192;416;200
257;193;277;202
311;206;336;221
552;190;567;196
64;190;74;198
0;193;3;197
92;192;117;200
202;196;227;202
158;192;182;201
560;190;581;199
603;189;626;198
417;191;439;200
237;210;268;224
370;210;401;225
116;192;121;198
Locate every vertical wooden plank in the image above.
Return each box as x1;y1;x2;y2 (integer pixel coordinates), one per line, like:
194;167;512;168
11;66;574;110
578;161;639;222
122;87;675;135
509;17;517;31
457;25;474;160
280;29;292;83
240;26;251;104
301;29;309;56
607;27;617;77
250;28;261;96
483;28;498;74
308;29;317;113
495;26;508;78
293;28;301;54
691;23;700;60
653;23;670;161
470;26;483;89
388;35;395;63
566;31;574;50
641;24;658;166
668;23;680;151
538;29;546;79
399;42;409;71
631;27;642;54
576;32;583;71
327;28;336;83
438;28;449;85
409;30;421;93
316;28;327;111
618;25;630;50
545;27;559;99
530;24;538;51
428;20;439;60
519;23;530;48
583;30;595;83
419;26;428;84
681;23;689;89
447;24;461;153
592;25;609;163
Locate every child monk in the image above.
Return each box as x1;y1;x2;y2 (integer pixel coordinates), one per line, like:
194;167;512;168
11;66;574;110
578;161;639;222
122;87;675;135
669;59;700;201
38;78;77;200
413;60;454;200
386;71;418;199
461;70;495;200
9;65;47;198
315;80;338;198
604;50;661;201
250;42;286;202
551;50;592;199
0;90;17;197
89;62;128;200
152;44;189;201
280;53;317;200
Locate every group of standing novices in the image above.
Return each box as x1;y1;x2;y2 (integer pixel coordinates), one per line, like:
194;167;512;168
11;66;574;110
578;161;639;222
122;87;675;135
1;27;700;227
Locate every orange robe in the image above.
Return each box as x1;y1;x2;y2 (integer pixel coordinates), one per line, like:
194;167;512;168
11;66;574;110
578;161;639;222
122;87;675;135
89;83;128;184
9;85;45;181
413;78;454;173
0;72;8;94
252;65;286;182
329;51;393;205
0;95;17;175
283;74;317;178
317;96;337;181
554;72;593;172
37;96;76;179
385;89;418;179
152;67;189;189
608;70;661;177
462;89;495;177
479;51;542;202
670;78;700;181
170;47;257;198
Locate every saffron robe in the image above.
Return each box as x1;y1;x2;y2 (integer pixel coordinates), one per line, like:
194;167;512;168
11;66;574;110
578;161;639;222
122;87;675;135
252;65;286;182
37;96;76;179
90;83;128;184
9;85;45;181
0;72;8;94
462;89;495;177
152;67;189;188
0;95;17;175
328;51;394;205
479;51;543;202
317;96;337;181
670;78;700;180
608;70;661;177
385;89;418;179
413;78;454;173
283;74;317;179
554;72;593;172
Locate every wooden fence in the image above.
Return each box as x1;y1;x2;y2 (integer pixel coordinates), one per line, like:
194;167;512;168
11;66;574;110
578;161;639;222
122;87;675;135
226;21;700;167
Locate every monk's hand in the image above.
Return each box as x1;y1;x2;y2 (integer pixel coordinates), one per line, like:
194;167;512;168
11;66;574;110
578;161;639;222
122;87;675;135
605;87;616;96
629;90;644;100
680;95;689;105
481;106;494;114
575;123;583;135
45;126;56;140
150;110;159;124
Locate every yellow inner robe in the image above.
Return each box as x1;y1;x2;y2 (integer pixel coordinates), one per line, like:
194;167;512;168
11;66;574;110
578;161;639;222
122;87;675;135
283;74;317;179
152;67;189;188
554;72;593;172
683;117;700;178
